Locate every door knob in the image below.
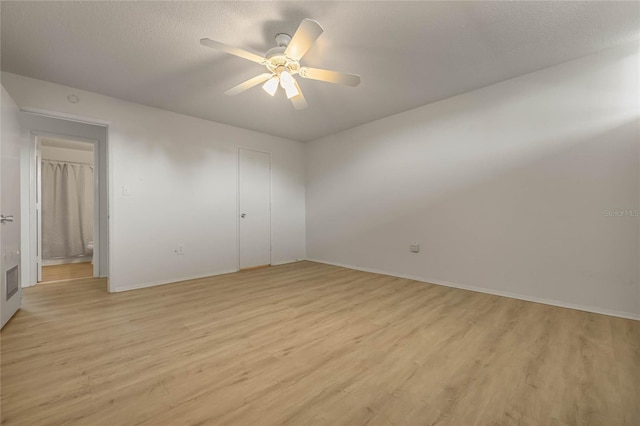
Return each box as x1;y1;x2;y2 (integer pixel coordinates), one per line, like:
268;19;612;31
240;213;246;218
1;215;14;223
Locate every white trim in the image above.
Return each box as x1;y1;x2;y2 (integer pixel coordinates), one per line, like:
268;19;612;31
32;131;100;281
113;269;237;293
236;148;240;271
35;136;42;283
114;261;303;293
20;107;111;127
270;259;303;266
306;258;640;321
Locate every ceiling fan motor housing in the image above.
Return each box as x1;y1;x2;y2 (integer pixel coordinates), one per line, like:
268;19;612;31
275;33;292;47
265;38;300;76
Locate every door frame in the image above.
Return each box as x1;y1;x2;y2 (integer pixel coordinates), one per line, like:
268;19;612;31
34;133;99;281
19;110;110;288
236;147;272;271
35;136;41;282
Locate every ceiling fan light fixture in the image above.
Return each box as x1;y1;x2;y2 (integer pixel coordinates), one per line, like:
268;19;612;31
262;76;279;96
284;83;299;99
279;71;295;89
279;71;299;98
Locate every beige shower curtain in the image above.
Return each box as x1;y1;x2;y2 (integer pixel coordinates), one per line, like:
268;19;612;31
41;160;93;259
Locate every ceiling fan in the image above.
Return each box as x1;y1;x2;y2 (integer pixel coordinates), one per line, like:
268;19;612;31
200;19;360;110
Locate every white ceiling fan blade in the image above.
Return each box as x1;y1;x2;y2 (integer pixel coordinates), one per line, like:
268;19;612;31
299;67;360;87
225;73;273;96
200;38;265;64
290;80;308;110
285;19;324;61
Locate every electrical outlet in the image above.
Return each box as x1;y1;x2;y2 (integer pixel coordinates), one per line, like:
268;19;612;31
174;244;184;255
410;242;420;253
122;185;131;196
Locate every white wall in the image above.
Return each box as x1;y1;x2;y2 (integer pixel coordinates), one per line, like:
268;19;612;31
2;72;306;291
41;145;94;165
306;43;640;319
3;45;637;318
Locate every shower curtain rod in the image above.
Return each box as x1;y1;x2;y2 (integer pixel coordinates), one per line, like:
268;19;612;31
42;159;93;166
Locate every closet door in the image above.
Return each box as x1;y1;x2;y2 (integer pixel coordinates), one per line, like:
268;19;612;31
238;149;271;270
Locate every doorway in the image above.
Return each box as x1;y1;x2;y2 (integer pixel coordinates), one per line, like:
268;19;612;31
238;148;271;270
19;111;109;289
37;137;95;283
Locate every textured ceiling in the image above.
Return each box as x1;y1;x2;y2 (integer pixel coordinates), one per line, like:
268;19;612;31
1;1;638;142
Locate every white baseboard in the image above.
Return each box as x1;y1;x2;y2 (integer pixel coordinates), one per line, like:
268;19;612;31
112;259;304;293
306;258;640;321
113;269;238;293
271;259;305;266
114;259;305;293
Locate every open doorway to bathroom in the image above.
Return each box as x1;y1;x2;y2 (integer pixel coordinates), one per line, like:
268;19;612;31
37;137;95;283
20;110;109;290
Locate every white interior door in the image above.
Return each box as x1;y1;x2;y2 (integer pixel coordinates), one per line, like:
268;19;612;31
238;149;271;270
1;88;23;328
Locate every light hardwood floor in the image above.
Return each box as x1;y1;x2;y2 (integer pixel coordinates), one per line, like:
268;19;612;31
41;262;93;282
1;261;638;425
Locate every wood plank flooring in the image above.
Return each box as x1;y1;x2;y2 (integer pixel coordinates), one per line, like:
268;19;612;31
41;262;93;282
1;261;638;425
